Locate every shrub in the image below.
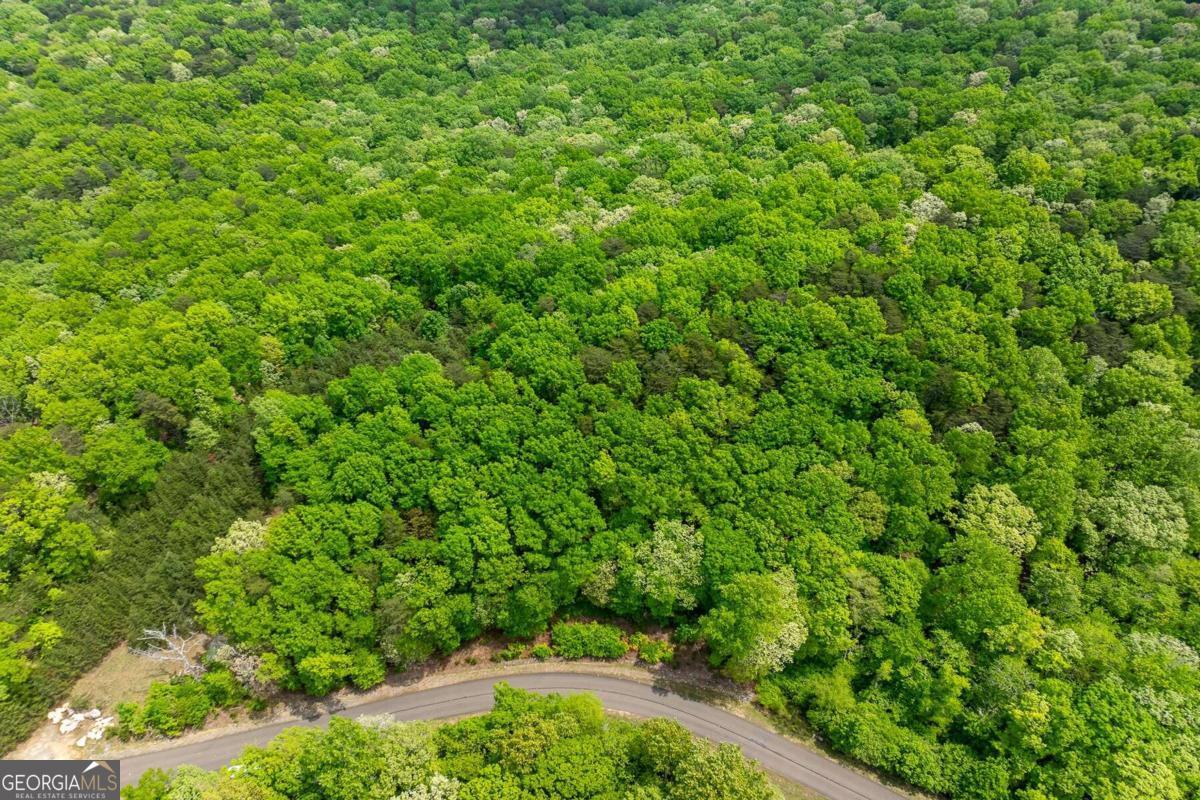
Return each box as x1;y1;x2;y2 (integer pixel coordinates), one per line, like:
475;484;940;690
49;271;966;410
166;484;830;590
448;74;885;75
531;643;554;661
115;665;248;739
496;643;526;662
551;622;628;660
630;633;674;665
349;650;386;690
754;679;788;715
295;650;385;695
672;623;701;645
117;679;212;739
199;668;244;706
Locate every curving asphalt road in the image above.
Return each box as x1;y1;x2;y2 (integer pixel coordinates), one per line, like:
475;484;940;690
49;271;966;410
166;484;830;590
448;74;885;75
116;672;909;800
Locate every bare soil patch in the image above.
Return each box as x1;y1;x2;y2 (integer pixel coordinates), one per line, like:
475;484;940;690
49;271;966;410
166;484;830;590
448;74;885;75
9;639;203;759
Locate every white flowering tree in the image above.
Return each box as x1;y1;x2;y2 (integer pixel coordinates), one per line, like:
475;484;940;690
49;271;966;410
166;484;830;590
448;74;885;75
1086;481;1187;566
955;483;1040;557
700;570;808;682
633;520;704;622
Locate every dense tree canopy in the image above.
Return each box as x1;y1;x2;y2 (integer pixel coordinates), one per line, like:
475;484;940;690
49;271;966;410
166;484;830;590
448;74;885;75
1;0;1199;797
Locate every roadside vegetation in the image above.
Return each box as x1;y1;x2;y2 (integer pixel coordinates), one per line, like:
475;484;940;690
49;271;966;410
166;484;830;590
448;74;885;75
123;684;782;800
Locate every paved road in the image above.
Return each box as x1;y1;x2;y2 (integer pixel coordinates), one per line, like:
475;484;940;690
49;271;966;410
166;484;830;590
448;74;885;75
117;672;908;800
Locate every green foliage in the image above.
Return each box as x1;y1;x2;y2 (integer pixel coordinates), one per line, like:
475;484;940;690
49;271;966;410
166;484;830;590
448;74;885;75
629;633;674;665
0;620;61;702
2;0;1200;796
115;666;247;739
79;422;169;506
124;686;781;799
196;503;389;694
0;444;260;752
0;472;102;592
551;622;629;660
701;571;808;682
495;643;526;662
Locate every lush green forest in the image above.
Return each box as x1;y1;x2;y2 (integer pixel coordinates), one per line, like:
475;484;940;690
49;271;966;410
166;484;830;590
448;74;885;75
123;684;782;800
1;0;1200;797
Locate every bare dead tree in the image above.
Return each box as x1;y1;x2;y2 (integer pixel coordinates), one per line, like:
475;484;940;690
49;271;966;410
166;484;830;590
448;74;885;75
0;395;24;425
130;626;205;678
